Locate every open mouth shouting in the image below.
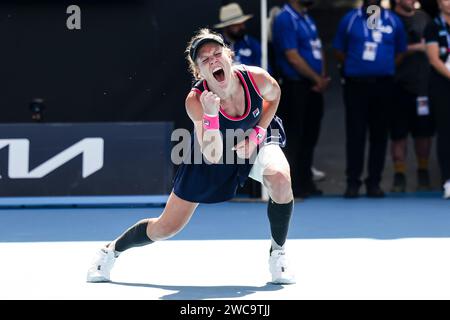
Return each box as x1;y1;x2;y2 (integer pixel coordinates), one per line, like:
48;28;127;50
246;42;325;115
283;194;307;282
212;66;225;83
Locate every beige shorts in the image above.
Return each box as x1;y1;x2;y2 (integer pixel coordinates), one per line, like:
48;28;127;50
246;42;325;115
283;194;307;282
249;144;290;184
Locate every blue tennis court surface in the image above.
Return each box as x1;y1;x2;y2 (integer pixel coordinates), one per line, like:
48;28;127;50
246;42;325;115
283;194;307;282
1;193;448;242
1;193;449;299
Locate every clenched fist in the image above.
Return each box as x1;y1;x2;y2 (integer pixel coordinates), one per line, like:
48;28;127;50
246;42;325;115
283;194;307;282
200;90;220;116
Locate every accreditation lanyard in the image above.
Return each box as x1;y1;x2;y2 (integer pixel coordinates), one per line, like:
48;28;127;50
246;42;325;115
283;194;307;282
439;15;450;51
301;14;323;60
359;9;382;61
359;8;385;41
286;5;322;60
360;9;371;39
438;15;450;71
298;14;318;39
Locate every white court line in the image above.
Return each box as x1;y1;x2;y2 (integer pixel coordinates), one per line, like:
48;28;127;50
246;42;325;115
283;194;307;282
1;238;450;300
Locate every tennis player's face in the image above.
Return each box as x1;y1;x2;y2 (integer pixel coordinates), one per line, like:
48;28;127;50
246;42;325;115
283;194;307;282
196;43;232;88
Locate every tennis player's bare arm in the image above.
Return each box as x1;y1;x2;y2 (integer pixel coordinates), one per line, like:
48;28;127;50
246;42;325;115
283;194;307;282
185;91;223;164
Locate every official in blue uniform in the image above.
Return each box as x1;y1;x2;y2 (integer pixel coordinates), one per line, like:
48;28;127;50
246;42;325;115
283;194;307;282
86;29;296;284
424;0;450;199
333;0;407;198
272;0;330;198
214;3;262;67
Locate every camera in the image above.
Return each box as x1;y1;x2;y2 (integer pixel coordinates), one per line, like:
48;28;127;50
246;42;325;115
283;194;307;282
29;98;46;122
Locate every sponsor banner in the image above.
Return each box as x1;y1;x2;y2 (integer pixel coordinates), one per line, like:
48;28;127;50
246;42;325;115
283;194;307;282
0;122;173;196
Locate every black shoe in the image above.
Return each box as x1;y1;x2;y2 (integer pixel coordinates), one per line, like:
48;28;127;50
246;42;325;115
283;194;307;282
344;185;360;198
293;187;308;199
391;172;406;193
309;185;324;197
294;190;309;199
367;185;385;198
295;184;323;198
417;169;431;191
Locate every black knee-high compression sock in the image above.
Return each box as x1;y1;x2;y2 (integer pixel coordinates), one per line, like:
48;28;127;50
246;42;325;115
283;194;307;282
112;219;153;253
267;198;293;251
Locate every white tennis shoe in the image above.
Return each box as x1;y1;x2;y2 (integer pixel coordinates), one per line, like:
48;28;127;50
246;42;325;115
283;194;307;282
86;247;116;283
312;167;326;182
444;181;450;200
269;249;296;284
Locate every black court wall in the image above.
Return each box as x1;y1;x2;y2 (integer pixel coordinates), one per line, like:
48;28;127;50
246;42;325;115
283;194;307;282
0;0;226;130
0;0;437;129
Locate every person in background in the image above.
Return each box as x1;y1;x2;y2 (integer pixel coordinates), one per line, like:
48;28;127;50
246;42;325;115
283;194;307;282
272;0;330;198
268;4;327;183
217;2;327;191
424;0;450;199
389;0;434;192
333;0;407;198
214;3;262;67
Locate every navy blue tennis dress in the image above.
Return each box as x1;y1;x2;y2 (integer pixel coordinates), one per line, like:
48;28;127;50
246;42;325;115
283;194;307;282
173;65;286;203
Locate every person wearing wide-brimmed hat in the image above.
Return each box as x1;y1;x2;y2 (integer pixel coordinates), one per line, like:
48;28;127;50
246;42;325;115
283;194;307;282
214;3;263;67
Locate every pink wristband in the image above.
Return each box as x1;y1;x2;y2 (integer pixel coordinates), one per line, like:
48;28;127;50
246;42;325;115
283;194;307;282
249;126;266;145
203;113;220;130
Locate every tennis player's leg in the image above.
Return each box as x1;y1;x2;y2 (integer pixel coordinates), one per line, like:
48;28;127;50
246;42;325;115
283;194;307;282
249;144;295;284
87;192;198;282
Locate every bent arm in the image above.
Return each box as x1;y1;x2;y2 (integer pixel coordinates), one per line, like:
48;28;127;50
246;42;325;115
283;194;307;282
246;66;281;130
185;92;223;164
407;40;426;53
426;43;450;79
285;49;321;84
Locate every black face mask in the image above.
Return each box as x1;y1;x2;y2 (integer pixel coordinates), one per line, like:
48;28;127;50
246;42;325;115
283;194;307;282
299;0;315;8
363;0;381;7
228;28;246;42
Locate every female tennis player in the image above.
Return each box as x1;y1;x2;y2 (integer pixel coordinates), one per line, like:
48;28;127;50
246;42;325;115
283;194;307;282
87;29;295;284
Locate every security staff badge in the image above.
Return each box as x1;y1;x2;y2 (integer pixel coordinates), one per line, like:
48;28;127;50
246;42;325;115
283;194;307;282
362;42;378;61
310;39;322;60
417;96;430;116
